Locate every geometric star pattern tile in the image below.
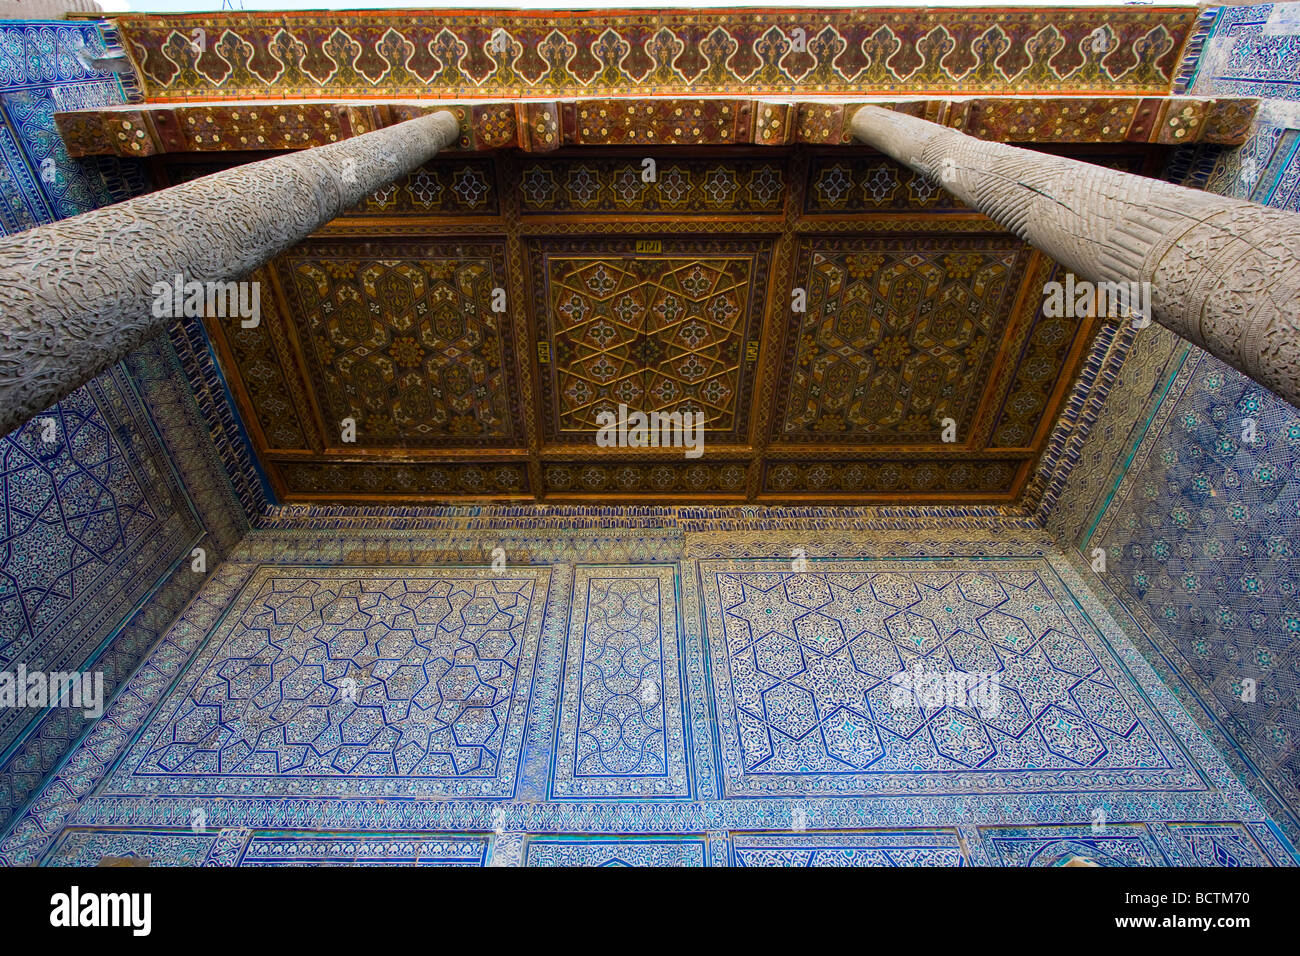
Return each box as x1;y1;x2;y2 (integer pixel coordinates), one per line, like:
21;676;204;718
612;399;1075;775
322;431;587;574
10;542;1295;867
1084;347;1300;841
699;559;1204;798
0;382;157;671
104;566;550;799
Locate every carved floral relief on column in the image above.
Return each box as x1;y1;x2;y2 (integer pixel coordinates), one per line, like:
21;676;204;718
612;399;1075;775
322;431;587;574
0;110;460;436
850;105;1300;409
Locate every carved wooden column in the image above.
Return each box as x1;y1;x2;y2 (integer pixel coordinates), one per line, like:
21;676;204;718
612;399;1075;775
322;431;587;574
0;109;460;436
851;105;1300;408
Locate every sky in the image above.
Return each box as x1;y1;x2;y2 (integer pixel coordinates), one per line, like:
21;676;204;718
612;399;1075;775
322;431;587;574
98;1;1197;13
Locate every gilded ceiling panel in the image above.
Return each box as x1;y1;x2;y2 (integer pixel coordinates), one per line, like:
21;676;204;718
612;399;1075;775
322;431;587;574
773;236;1031;445
272;239;522;450
189;146;1137;505
530;238;770;446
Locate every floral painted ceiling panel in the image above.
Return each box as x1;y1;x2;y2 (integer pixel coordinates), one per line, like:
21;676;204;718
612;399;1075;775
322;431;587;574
775;237;1032;445
177;144;1158;505
112;7;1199;100
273;240;520;451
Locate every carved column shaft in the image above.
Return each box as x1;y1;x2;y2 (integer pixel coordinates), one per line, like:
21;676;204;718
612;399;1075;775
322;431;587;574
0;109;460;436
851;105;1300;409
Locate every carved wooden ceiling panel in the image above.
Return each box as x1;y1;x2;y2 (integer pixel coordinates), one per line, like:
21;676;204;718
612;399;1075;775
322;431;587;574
532;238;769;446
162;143;1161;505
274;240;520;450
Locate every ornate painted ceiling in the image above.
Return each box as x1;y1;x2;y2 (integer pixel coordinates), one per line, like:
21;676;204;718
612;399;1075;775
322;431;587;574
146;140;1167;505
111;7;1199;99
50;6;1240;506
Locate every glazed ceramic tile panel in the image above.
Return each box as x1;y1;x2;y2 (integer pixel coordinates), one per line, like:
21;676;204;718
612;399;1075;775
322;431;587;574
1183;3;1300;99
1053;1;1300;846
40;828;491;866
524;836;707;867
552;565;687;799
730;830;967;866
111;566;551;798
0;328;262;834
0;20;264;834
0;20;147;231
4;528;1293;866
0;22;165;830
239;833;490;866
700;560;1205;798
0;368;201;755
1072;349;1300;845
978;822;1283;866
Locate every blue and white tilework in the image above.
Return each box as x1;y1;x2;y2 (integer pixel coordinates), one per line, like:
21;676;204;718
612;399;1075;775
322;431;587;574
0;528;1290;867
0;20;145;233
0;20;259;834
1057;2;1300;847
552;566;689;799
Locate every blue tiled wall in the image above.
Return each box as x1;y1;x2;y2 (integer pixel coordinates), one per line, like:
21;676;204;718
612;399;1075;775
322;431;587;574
0;20;263;835
1057;3;1300;844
